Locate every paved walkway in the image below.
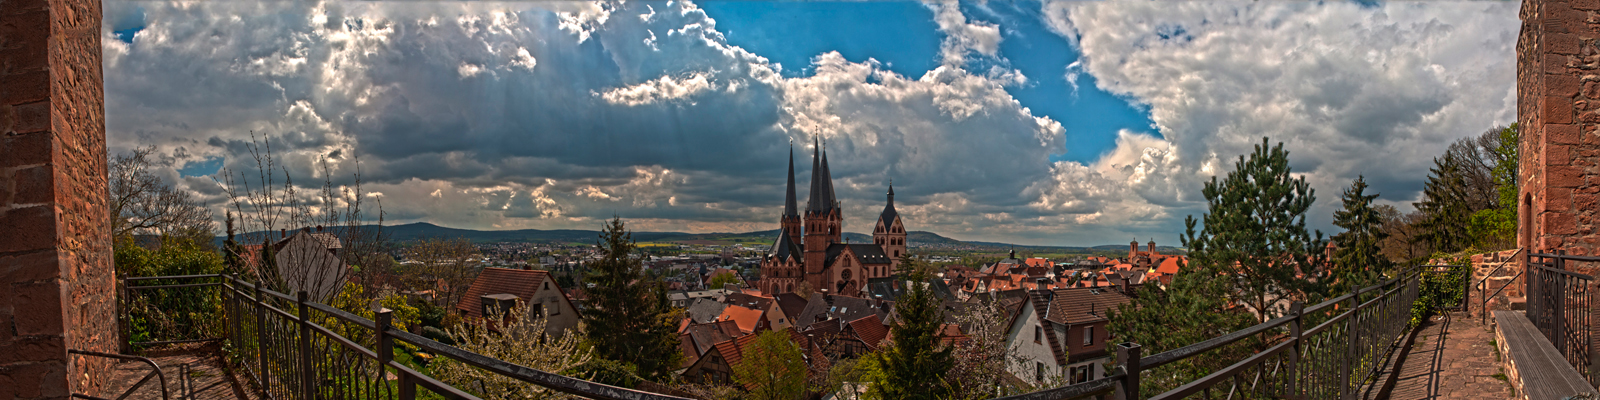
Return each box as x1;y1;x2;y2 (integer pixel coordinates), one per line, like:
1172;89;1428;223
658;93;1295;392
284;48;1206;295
104;342;258;400
1364;311;1515;400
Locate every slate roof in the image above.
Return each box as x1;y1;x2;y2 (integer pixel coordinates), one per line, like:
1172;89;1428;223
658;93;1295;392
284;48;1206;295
877;185;898;227
824;243;892;267
681;319;743;361
685;297;729;323
774;293;809;322
1044;287;1134;325
784;146;799;218
806;139;838;214
456;268;551;319
795;294;883;330
770;229;804;261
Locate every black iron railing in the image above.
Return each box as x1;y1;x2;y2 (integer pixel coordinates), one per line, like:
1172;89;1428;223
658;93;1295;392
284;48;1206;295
992;268;1432;400
1528;252;1598;386
1476;249;1525;324
120;274;691;400
119;268;1453;400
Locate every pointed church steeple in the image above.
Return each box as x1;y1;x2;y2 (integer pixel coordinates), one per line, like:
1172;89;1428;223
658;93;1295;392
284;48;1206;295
819;140;838;211
784;145;798;218
808;137;838;213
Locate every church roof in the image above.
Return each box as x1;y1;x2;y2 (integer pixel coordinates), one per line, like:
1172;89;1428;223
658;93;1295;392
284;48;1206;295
825;243;892;267
784;146;798;218
878;185;898;227
806;139;838;214
769;229;803;261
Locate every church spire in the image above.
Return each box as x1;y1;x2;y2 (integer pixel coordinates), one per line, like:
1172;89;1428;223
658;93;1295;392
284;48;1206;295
807;137;825;213
784;144;798;217
820;140;837;210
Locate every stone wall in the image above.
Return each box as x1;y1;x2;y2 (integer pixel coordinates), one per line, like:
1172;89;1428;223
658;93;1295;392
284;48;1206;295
0;0;116;398
1519;0;1600;257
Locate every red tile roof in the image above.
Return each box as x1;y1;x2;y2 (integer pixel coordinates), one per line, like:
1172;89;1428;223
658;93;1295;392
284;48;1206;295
1045;287;1133;325
455;268;550;319
1156;256;1184;275
846;314;889;350
1025;258;1052;268
717;305;765;334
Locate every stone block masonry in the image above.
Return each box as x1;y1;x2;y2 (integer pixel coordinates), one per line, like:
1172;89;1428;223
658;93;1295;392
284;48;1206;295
0;0;117;398
1520;0;1600;261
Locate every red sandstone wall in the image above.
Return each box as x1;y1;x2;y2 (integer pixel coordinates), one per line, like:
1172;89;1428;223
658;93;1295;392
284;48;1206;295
1520;0;1600;257
0;0;115;398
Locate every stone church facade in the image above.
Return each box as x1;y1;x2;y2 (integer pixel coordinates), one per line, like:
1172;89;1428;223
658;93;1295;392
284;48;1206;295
759;141;904;298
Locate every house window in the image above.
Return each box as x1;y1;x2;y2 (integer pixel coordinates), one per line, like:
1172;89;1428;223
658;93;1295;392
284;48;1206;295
1035;362;1044;382
1034;326;1042;343
533;304;545;319
544;281;550;290
1083;326;1093;346
1072;365;1090;383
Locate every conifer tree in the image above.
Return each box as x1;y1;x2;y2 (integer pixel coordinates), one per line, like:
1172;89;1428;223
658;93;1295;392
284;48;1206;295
582;216;684;381
1183;137;1327;324
1414;156;1475;256
865;255;952;400
1331;176;1391;292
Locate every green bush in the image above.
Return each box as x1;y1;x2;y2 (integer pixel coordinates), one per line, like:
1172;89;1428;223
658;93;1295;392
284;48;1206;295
116;237;227;345
1411;265;1469;326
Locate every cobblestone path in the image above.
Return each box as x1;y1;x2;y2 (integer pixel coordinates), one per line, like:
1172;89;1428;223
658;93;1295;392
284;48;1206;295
1363;311;1515;399
104;342;257;400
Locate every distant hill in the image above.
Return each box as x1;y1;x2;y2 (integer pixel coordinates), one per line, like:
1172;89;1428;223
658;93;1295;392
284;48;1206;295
222;222;1180;253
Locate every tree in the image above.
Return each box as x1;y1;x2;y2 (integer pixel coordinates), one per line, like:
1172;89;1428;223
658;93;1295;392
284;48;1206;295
944;295;1031;399
109;146;215;243
1330;176;1391;292
435;301;593;400
1468;124;1519;250
582;216;684;381
1183;137;1328;324
403;237;482;308
218;133;386;303
732;330;808;400
1107;250;1256;394
1414;155;1477;255
1377;206;1430;265
864;255;952;400
709;270;742;289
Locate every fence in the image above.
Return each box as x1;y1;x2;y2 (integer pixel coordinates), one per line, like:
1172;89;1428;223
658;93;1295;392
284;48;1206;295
117;267;1460;400
995;267;1440;400
1527;252;1599;387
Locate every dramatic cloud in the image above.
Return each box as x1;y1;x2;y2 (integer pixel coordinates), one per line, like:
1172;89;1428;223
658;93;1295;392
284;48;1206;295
100;0;1518;245
1040;2;1518;232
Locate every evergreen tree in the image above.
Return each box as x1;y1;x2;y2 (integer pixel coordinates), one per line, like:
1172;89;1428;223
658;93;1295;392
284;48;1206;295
866;255;952;400
1183;137;1328;324
1331;176;1391;293
1414;156;1476;256
1107;239;1256;394
581;217;684;381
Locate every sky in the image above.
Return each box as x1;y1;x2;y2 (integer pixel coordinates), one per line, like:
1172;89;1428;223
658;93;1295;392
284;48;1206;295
102;1;1519;246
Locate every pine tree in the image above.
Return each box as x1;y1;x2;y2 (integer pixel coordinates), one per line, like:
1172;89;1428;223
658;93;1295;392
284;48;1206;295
1414;156;1475;256
1331;176;1391;293
866;255;953;400
1183;137;1328;324
581;217;684;381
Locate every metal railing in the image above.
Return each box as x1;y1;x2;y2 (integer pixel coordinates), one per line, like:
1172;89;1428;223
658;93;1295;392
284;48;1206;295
1476;249;1525;324
1527;252;1598;386
993;268;1433;400
119;274;692;400
118;268;1453;400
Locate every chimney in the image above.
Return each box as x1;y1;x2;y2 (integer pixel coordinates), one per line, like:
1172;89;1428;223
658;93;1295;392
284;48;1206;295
280;228;286;238
523;264;533;271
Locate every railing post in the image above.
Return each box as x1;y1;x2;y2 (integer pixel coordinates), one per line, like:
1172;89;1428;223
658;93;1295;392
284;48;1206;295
1288;301;1304;399
398;373;417;400
254;280;269;399
1556;252;1567;353
117;276;129;354
297;290;315;400
1115;342;1141;400
376;308;394;368
1341;287;1359;400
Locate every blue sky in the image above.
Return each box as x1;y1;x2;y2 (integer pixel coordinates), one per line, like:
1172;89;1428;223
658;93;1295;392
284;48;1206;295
100;1;1518;246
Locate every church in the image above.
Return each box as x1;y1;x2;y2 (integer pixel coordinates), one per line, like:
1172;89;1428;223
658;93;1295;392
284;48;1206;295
759;140;906;298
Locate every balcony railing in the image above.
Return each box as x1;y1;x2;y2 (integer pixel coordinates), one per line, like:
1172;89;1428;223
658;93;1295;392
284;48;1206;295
117;267;1463;400
1528;252;1599;387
